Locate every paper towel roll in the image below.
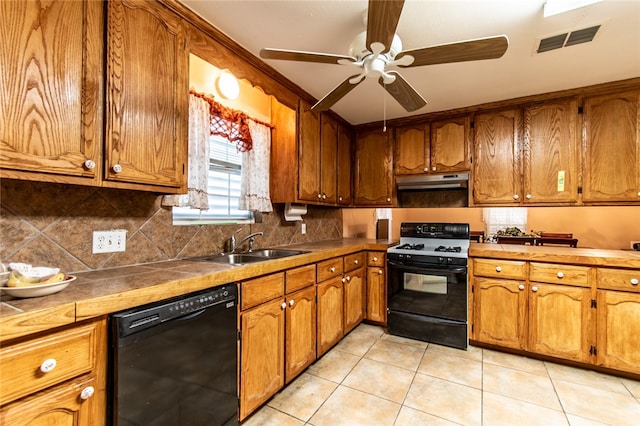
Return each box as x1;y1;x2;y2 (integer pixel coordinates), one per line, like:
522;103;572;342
284;203;307;221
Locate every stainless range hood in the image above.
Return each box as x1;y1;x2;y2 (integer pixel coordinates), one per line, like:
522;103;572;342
396;173;469;190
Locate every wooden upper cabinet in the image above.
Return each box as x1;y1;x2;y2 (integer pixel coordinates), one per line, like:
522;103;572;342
473;108;523;204
320;113;338;203
523;98;579;204
298;99;321;202
0;0;103;183
270;97;298;203
431;116;471;173
582;89;640;203
336;123;353;205
105;0;189;192
354;129;394;205
394;124;429;174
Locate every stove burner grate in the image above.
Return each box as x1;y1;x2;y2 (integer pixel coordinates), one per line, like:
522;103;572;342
435;245;462;253
396;243;425;251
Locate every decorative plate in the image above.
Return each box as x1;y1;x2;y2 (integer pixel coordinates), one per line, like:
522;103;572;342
1;275;77;298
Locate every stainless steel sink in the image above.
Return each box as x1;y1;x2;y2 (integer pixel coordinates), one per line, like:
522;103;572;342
190;249;309;265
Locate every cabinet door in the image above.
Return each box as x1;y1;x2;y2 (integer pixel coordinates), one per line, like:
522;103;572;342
320;113;337;203
582;90;640;203
528;283;592;362
0;376;96;426
344;266;365;333
269;97;297;203
105;0;188;191
473;277;526;349
596;290;640;375
0;0;103;183
298;99;321;202
240;299;285;420
523;99;579;204
336;123;352;205
354;129;394;205
431;116;470;173
394;124;429;174
317;277;344;356
366;266;386;324
285;286;316;383
473;109;522;204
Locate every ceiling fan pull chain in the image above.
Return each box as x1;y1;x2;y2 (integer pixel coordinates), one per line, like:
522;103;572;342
383;82;387;132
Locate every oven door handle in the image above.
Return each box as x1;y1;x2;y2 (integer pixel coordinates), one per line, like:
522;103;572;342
387;260;466;274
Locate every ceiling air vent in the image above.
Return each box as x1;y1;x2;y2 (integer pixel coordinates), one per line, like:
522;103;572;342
536;24;601;53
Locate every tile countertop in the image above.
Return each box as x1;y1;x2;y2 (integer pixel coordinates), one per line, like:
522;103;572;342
0;239;395;342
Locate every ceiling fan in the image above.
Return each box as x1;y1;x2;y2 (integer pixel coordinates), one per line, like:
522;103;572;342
260;0;509;113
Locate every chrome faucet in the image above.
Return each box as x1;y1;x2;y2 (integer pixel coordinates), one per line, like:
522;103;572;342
230;230;263;253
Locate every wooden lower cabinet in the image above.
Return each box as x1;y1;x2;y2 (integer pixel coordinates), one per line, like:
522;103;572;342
344;266;365;334
240;298;285;421
316;276;344;357
366;266;386;324
285;286;317;383
596;290;640;375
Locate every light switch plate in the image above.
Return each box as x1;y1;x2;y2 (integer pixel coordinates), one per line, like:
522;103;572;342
93;230;127;254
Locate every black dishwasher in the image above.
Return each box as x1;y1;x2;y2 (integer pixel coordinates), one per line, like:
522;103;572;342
109;284;238;426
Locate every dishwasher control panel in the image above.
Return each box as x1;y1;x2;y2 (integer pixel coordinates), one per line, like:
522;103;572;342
113;284;237;338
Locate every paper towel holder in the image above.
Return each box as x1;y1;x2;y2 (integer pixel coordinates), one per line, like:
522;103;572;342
284;203;307;221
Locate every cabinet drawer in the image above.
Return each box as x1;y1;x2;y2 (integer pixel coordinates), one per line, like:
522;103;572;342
473;258;526;280
241;272;285;310
286;264;316;294
344;252;365;272
0;322;98;405
317;258;343;282
597;268;640;293
367;252;385;267
530;263;590;287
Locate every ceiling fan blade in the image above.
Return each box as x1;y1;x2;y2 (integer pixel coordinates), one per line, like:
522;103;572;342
366;0;405;54
379;71;427;112
260;48;356;65
396;35;509;67
311;74;364;112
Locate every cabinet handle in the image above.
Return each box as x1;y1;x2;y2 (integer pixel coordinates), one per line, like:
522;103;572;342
513;194;519;200
631;278;639;285
322;193;327;200
83;160;96;170
557;272;564;278
532;286;538;292
378;269;383;275
354;259;359;265
345;275;351;282
386;197;391;202
339;196;343;201
373;257;378;262
637;192;640;198
342;277;347;283
317;194;322;199
281;302;287;310
40;358;57;373
495;266;502;272
80;386;95;400
518;284;525;290
526;194;532;199
423;167;429;172
432;166;436;171
330;267;335;273
112;164;123;173
289;299;295;307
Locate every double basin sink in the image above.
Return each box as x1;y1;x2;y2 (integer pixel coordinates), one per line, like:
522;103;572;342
191;249;309;265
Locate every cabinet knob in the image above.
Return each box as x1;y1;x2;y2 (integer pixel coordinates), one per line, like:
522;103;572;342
495;266;502;272
322;193;327;200
378;269;383;275
557;272;564;278
339;196;343;201
424;167;429;172
342;277;346;283
432;166;436;171
317;194;322;199
631;278;639;285
373;257;378;262
386;197;391;202
289;299;295;307
40;358;57;373
83;160;96;170
345;275;351;282
330;267;335;273
80;386;95;400
354;259;359;265
526;194;532;199
281;302;287;310
518;284;525;291
513;194;519;200
112;164;123;173
532;286;538;292
637;192;640;197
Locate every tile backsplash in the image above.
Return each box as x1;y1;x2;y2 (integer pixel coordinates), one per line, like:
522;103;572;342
0;179;342;273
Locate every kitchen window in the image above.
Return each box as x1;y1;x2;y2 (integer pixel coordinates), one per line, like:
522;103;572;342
172;135;253;225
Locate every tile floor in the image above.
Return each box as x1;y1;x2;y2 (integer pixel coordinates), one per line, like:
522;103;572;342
243;323;640;426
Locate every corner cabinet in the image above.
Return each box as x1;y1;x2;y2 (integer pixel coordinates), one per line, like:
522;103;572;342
472;108;523;205
105;0;189;192
354;128;394;206
582;89;640;203
0;0;104;185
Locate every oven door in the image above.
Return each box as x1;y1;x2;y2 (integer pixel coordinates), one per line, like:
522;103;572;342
387;259;467;322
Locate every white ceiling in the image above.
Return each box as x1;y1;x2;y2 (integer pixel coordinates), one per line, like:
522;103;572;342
180;0;640;125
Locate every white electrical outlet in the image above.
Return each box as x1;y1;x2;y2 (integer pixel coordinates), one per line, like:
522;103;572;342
631;240;640;250
301;223;306;234
93;230;127;254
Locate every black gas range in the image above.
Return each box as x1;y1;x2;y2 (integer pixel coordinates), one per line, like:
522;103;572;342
387;222;470;349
